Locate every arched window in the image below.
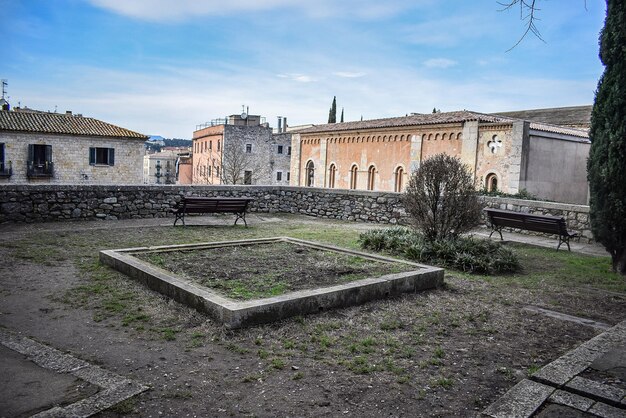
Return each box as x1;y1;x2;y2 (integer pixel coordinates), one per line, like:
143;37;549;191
306;161;315;187
367;165;376;191
328;164;336;188
485;173;498;192
350;164;358;189
394;166;404;192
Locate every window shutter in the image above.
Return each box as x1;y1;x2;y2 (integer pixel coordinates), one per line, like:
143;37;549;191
108;148;115;166
28;144;34;162
89;147;96;165
45;145;52;162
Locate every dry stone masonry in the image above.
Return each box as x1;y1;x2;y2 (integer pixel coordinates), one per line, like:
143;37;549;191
0;185;593;241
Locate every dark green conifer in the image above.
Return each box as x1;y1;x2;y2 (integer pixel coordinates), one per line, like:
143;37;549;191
328;96;337;123
588;0;626;274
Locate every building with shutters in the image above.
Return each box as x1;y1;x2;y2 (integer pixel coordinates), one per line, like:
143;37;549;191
0;107;147;184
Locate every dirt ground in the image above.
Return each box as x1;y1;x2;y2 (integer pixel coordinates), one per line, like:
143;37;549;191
0;214;624;417
136;241;415;300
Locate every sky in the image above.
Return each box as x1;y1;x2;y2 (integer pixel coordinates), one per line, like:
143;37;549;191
0;0;607;139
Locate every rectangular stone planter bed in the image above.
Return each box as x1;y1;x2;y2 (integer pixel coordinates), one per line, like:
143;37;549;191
99;237;444;329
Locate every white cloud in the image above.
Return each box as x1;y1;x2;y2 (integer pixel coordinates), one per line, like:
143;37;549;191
277;73;315;83
87;0;295;21
423;58;457;69
87;0;427;21
11;59;596;139
333;71;366;78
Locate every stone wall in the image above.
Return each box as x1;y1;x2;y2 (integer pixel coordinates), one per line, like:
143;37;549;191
0;185;593;241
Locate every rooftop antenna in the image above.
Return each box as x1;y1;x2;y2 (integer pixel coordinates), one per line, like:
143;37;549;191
1;79;7;99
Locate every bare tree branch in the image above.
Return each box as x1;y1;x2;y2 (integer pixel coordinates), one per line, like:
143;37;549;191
498;0;546;51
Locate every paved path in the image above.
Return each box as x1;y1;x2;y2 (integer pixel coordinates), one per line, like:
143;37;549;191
482;320;626;417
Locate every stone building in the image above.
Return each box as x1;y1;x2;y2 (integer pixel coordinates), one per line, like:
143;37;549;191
290;110;590;204
0;108;147;184
192;114;292;185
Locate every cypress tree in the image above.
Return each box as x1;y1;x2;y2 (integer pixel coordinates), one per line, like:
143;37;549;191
328;96;337;123
340;108;344;123
588;0;626;274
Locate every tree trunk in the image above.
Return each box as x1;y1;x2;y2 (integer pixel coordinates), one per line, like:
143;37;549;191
613;247;626;276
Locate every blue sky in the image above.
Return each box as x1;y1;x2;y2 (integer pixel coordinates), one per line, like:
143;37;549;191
1;0;606;138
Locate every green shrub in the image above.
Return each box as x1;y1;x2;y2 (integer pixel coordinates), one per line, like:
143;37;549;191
359;228;520;274
481;188;539;201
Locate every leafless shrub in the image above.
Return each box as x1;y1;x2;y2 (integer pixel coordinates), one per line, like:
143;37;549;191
403;154;482;241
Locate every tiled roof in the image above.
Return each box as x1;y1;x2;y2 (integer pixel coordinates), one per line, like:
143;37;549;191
297;109;589;140
0;110;147;139
529;122;589;139
492;105;592;128
297;111;515;134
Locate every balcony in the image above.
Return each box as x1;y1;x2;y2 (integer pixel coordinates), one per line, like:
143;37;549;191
0;161;11;178
27;161;54;178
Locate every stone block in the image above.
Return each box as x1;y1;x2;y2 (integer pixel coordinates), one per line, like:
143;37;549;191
482;379;554;418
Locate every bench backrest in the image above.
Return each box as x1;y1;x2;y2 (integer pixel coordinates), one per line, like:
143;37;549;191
485;208;568;235
181;197;251;214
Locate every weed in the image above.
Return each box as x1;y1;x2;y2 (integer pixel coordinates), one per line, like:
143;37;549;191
242;374;262;383
397;375;410;384
271;358;285;369
283;339;296;349
292;371;304;380
347;356;377;374
527;364;541;376
226;342;249;355
257;349;270;359
433;347;445;358
433;377;454;389
160;328;178;341
380;317;404;331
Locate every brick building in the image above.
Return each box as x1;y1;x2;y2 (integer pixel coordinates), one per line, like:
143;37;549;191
192;114;292;185
290;110;590;204
0;108;147;184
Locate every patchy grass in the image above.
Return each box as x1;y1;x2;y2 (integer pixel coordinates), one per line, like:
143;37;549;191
136;241;414;300
4;214;624;416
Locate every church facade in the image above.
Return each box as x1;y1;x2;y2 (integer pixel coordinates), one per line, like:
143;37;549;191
289;111;590;204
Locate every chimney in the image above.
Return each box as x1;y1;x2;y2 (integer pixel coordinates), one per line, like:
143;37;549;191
283;117;287;132
65;110;72;115
277;116;282;133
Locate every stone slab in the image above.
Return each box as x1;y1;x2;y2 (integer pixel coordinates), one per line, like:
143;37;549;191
523;306;611;330
482;379;555;418
549;389;594;412
535;403;591;418
588;401;626;418
565;376;626;405
533;345;604;386
590;348;626;381
0;345;99;417
0;328;148;417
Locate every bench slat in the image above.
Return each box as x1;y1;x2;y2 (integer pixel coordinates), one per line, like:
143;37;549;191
484;208;576;251
172;197;253;227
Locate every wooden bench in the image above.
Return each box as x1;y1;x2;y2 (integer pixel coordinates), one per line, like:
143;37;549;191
172;197;253;227
484;208;578;251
